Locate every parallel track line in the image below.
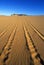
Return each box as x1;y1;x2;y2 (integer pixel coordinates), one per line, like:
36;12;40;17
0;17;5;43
30;24;44;40
24;26;42;65
0;26;17;65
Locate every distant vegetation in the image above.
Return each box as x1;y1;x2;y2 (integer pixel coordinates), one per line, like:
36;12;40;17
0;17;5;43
11;14;28;16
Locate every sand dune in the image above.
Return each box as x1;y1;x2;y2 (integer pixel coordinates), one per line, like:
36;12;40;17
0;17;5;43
0;16;44;65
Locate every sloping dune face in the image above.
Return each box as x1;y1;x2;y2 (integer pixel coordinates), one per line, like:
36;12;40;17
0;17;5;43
0;16;44;65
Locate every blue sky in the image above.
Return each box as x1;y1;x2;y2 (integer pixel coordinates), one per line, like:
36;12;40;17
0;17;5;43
0;0;44;15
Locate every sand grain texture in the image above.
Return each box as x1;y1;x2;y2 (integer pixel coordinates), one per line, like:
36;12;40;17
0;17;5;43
0;16;44;65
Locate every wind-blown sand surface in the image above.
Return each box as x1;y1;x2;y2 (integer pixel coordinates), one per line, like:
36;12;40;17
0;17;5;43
0;16;44;65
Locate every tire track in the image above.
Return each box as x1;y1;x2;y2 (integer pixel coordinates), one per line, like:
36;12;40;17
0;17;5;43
0;24;11;38
5;23;30;65
30;24;44;40
24;26;44;65
24;18;44;40
0;24;15;55
0;30;6;37
0;24;14;38
24;21;44;61
0;26;17;65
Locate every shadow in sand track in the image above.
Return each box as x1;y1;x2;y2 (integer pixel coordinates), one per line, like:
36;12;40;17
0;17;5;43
0;26;17;65
23;25;44;65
